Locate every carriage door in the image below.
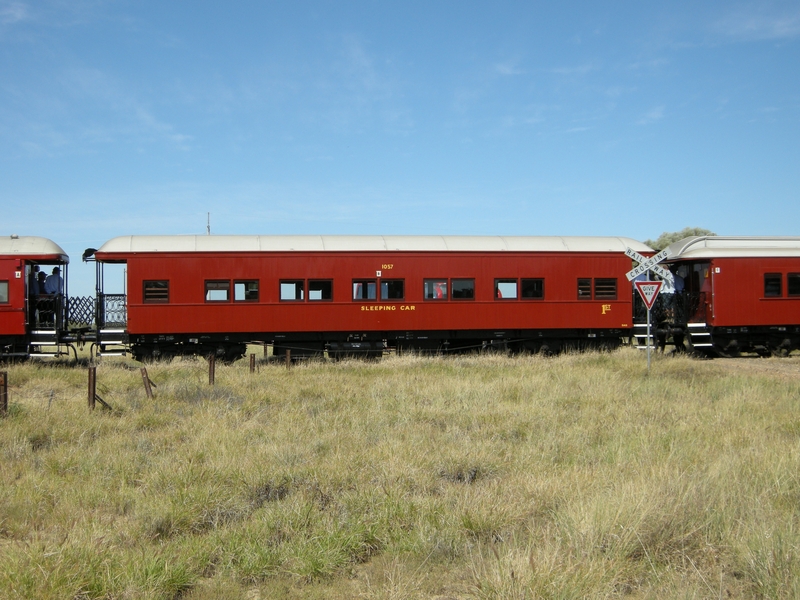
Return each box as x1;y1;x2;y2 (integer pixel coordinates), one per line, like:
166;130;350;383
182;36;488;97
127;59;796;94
0;258;26;335
687;262;712;323
24;262;34;329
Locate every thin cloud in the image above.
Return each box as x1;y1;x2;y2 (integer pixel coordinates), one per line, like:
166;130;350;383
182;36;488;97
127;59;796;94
551;64;593;76
0;1;28;24
714;6;800;40
65;69;192;150
625;58;669;71
495;61;524;76
637;105;665;125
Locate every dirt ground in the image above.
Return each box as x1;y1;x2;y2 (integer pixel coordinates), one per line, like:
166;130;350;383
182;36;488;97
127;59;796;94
710;355;800;382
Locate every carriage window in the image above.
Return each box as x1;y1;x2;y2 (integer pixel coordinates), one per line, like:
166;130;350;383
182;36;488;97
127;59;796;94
521;278;544;299
381;279;405;300
0;281;8;304
234;280;259;301
577;278;592;299
788;274;800;297
424;279;447;300
280;280;304;301
495;279;518;299
594;278;617;300
205;280;230;302
309;280;333;301
143;280;169;303
452;279;475;299
764;273;782;297
353;280;377;300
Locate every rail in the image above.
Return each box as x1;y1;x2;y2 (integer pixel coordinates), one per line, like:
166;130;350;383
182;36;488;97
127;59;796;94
31;295;64;331
97;294;128;328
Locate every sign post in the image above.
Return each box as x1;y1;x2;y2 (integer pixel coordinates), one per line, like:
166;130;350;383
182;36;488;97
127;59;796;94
626;247;673;373
635;280;663;372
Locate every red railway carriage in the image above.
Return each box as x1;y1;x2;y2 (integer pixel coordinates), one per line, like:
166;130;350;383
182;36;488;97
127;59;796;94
0;235;70;358
89;235;649;360
647;236;800;356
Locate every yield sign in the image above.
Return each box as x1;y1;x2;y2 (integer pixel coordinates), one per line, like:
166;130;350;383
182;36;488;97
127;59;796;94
635;280;663;310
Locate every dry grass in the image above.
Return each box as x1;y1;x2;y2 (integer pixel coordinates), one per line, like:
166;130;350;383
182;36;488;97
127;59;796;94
1;348;799;598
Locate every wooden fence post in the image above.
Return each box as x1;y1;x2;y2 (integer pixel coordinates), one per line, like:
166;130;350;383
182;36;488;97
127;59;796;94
140;367;154;399
88;366;96;411
0;371;8;416
87;366;111;410
250;353;256;373
209;355;216;385
285;348;291;368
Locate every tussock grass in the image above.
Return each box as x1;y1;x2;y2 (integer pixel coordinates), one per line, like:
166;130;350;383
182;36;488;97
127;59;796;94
1;349;800;598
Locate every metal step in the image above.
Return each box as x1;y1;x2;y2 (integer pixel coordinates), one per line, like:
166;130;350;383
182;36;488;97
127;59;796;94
633;323;655;349
687;323;713;348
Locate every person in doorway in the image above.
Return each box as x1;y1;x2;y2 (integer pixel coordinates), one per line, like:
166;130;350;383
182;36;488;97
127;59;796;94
37;271;49;322
41;267;63;326
44;267;63;295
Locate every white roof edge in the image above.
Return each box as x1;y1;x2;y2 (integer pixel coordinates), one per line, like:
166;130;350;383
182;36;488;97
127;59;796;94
95;235;652;254
665;236;800;259
0;235;69;262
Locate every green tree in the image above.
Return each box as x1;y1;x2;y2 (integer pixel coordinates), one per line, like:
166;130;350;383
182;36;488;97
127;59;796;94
645;227;716;251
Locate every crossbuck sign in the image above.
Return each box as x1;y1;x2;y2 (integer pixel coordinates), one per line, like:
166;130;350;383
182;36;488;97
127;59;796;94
625;247;674;283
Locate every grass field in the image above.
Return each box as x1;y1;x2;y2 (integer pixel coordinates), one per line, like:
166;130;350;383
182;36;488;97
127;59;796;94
1;349;799;599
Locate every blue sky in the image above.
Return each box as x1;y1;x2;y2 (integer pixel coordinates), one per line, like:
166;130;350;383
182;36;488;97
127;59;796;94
2;1;799;295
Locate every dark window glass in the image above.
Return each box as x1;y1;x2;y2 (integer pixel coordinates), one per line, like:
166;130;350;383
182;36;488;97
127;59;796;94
521;278;544;299
0;281;8;304
309;280;333;301
495;279;518;299
424;279;447;300
205;280;230;302
788;273;800;297
234;280;259;301
594;278;617;300
353;279;377;300
143;280;169;303
764;273;782;297
280;280;304;301
578;278;592;300
452;279;475;299
381;279;404;300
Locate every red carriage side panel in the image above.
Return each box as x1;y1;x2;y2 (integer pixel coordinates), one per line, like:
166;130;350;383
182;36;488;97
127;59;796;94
710;257;800;328
119;250;634;336
0;257;26;336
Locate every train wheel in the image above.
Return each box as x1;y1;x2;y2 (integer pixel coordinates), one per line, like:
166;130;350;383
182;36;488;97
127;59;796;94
223;344;246;363
131;346;152;362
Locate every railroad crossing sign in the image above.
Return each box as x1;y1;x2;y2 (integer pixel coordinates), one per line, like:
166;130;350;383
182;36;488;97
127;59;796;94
634;280;663;310
625;247;674;283
626;246;673;374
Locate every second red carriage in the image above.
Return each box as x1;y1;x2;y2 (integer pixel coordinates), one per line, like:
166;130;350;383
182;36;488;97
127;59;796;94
88;235;649;360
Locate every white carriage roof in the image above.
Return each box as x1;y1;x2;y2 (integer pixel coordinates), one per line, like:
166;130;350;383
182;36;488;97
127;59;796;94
665;236;800;260
96;235;651;255
0;235;69;262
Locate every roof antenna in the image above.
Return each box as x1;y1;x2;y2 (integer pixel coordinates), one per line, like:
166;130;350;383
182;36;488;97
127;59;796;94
207;212;211;235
